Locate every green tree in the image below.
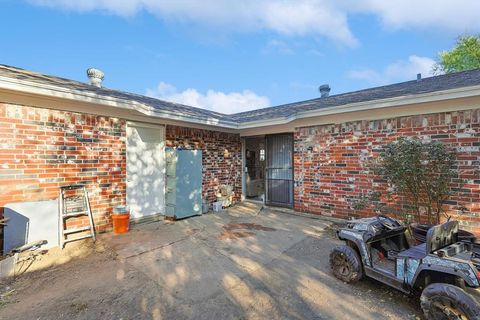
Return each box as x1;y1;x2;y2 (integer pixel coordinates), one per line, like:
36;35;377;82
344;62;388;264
434;35;480;74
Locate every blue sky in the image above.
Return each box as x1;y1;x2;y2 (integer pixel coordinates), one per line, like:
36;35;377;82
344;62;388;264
1;1;479;114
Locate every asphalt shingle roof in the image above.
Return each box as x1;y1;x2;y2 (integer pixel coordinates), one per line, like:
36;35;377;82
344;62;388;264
1;64;480;125
0;64;233;123
230;69;480;123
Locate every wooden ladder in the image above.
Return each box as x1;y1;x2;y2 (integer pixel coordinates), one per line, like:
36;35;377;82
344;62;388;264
58;185;96;249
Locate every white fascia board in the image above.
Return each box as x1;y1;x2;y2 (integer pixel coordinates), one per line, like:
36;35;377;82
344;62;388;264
130;103;238;128
0;75;239;129
293;85;480;120
1;74;480;130
236;85;480;129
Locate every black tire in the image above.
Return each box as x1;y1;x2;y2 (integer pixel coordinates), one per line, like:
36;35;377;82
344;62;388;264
420;283;480;320
329;245;363;283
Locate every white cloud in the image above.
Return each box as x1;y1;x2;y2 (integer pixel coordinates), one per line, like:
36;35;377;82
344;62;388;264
29;1;480;43
348;55;436;86
145;82;270;114
30;0;141;15
359;0;480;34
384;55;437;79
29;0;358;46
261;40;294;55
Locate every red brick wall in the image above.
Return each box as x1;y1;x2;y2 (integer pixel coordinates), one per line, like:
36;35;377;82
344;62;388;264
166;125;242;204
294;109;480;233
0;103;243;241
0;103;126;233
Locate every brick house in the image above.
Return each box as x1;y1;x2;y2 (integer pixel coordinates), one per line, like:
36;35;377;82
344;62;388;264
1;64;480;240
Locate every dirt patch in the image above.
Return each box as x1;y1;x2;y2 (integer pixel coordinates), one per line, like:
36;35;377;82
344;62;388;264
223;223;276;232
217;230;255;240
185;228;200;236
217;223;276;240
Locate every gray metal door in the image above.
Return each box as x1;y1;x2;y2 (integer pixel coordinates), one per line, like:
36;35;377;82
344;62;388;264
266;134;293;207
165;149;203;219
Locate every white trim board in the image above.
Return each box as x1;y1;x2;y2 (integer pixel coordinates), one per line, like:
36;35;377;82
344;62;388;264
1;74;480;131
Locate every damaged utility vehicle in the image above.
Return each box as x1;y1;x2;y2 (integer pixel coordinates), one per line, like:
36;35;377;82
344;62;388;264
330;215;480;319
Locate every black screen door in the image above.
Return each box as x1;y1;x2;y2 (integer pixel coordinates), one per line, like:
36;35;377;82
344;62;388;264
265;134;293;207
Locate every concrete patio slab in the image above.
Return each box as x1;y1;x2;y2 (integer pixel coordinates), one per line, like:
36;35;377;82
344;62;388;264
0;205;423;320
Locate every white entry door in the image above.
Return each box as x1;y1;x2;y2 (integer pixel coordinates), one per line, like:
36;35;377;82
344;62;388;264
126;123;165;219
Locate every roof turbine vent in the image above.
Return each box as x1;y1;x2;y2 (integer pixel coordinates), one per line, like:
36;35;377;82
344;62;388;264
319;84;331;98
86;68;104;88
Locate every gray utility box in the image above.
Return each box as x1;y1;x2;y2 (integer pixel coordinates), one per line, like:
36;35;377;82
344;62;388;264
165;148;203;219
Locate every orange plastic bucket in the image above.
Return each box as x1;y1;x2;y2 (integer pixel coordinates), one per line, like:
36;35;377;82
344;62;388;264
112;213;130;234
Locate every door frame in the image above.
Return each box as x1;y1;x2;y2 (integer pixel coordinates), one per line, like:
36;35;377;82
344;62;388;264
126;121;166;222
242;133;294;208
243;135;267;203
